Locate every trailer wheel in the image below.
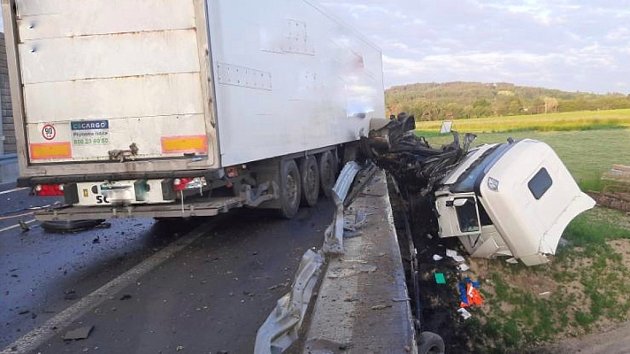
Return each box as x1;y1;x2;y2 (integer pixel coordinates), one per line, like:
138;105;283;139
318;151;336;198
278;159;301;218
418;331;445;354
300;156;320;207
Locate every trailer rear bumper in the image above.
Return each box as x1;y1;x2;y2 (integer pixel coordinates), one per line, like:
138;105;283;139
35;197;246;221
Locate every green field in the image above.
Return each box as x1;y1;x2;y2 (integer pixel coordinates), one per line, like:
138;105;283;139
419;122;630;192
415;108;630;133
416;109;630;192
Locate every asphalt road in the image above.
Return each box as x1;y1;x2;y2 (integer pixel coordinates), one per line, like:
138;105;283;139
0;181;333;353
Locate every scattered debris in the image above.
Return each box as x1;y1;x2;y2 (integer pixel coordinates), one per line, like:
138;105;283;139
458;278;483;308
506;257;518;264
432;254;443;261
64;290;78;300
370;304;393;310
63;325;94;341
446;249;465;263
539;291;552;297
18;310;30;315
326;264;377;279
119;294;132;301
392;297;411;302
457;308;472;320
457;263;470;272
434;273;446;284
18;220;30;232
267;282;288;291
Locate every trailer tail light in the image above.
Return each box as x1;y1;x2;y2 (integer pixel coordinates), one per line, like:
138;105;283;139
34;184;64;196
172;178;193;192
172;177;207;192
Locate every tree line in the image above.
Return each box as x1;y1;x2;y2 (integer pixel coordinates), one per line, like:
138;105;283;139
386;82;630;121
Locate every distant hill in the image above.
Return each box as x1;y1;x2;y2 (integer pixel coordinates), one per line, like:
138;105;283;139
385;82;630;121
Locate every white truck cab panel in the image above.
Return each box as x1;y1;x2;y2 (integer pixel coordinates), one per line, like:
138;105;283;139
435;139;595;266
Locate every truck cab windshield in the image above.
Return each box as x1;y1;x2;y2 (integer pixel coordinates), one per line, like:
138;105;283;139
451;143;513;193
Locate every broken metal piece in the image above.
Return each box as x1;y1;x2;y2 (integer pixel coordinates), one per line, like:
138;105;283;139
63;325;94;341
254;250;324;354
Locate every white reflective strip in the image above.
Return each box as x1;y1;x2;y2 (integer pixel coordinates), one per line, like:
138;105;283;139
0;219;37;234
0;187;29;196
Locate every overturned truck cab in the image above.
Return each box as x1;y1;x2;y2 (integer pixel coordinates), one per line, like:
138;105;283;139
435;139;595;266
363;115;596;266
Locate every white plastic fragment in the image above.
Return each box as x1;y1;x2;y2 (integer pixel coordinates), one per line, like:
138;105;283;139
506;257;519;264
432;254;443;261
457;263;470;272
457;308;472;320
446;249;465;263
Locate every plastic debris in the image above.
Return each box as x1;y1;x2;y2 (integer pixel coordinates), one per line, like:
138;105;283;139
432;254;443;261
457;308;472;320
446;249;465;263
459;277;483;308
457;263;470;272
506;257;519;264
434;273;446;284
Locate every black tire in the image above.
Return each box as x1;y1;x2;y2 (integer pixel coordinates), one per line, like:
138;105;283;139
418;331;445;354
278;159;301;218
318;151;336;198
41;219;105;233
300;156;320;207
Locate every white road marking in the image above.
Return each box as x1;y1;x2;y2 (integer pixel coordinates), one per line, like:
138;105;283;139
0;212;34;221
0;220;217;354
0;187;29;196
0;219;37;234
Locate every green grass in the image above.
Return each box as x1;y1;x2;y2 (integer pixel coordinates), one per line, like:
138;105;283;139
415;109;630;133
419;129;630;192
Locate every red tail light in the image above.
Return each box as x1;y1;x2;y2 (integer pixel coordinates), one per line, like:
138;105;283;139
34;184;64;197
172;178;193;192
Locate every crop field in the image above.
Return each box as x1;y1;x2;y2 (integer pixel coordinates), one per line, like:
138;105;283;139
419;123;630;192
415;108;630;134
417;112;630;352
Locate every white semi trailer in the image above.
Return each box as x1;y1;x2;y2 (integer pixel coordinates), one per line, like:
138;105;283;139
2;0;384;220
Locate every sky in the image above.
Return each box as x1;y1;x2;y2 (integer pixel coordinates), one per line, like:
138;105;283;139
1;2;628;93
320;0;630;93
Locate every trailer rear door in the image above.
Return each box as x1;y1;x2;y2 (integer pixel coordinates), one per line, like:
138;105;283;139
13;0;213;164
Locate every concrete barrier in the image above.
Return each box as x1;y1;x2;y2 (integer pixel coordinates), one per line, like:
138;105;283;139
302;170;417;353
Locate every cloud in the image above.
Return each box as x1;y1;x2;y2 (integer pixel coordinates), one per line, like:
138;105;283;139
320;0;630;93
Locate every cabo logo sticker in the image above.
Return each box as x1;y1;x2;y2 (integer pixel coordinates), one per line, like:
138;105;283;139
71;120;110;146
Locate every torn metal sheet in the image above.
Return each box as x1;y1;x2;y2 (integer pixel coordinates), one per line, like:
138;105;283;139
323;162;361;255
254;249;324;354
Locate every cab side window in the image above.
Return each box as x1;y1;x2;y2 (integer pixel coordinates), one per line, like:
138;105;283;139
528;168;552;200
455;198;480;233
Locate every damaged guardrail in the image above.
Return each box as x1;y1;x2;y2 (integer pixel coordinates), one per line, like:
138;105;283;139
255;161;377;354
254;249;324;354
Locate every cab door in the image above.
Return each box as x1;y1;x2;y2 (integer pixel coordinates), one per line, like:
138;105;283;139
435;193;482;238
